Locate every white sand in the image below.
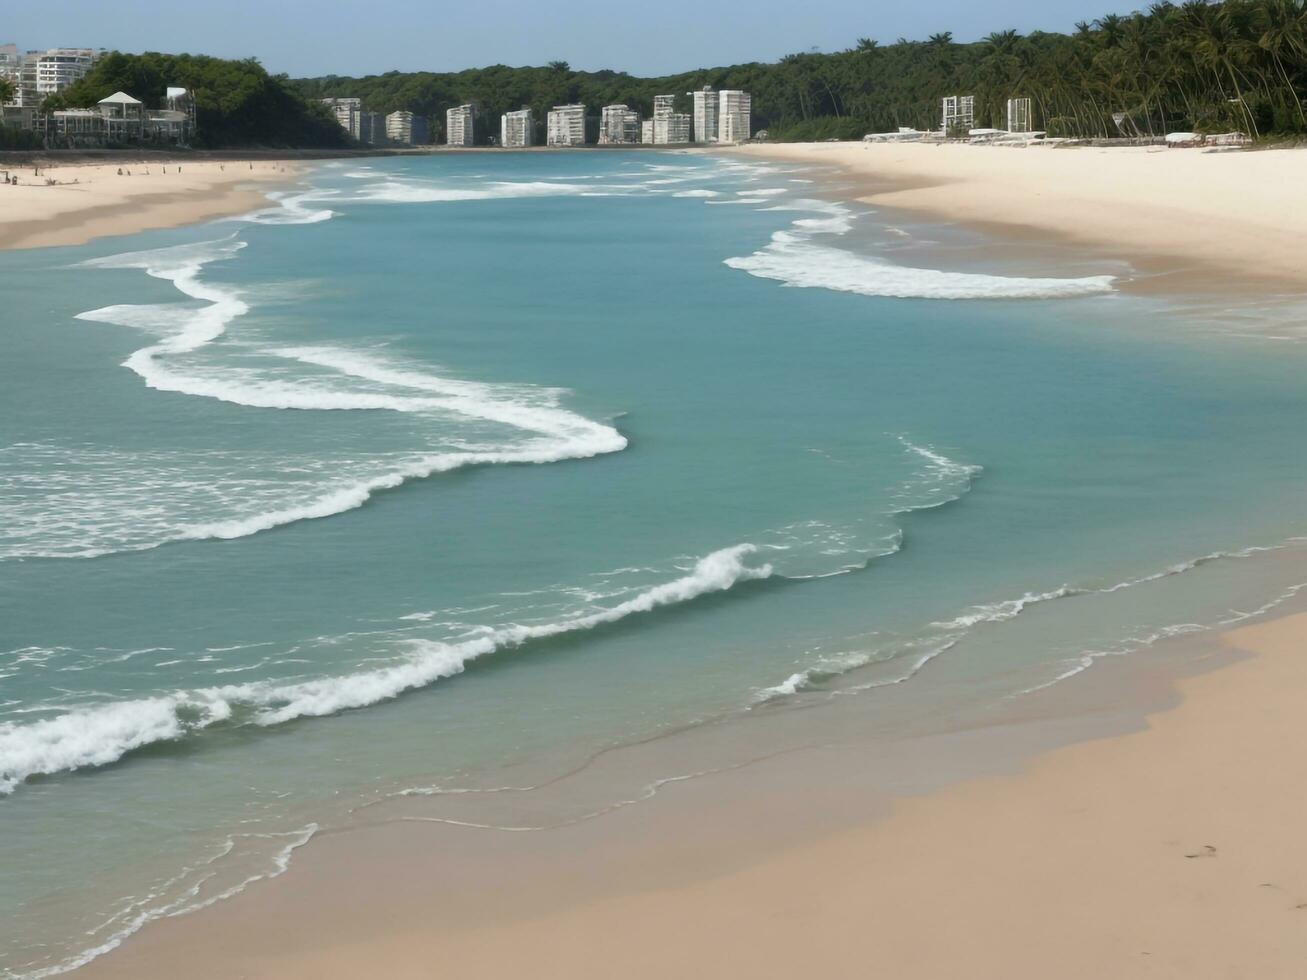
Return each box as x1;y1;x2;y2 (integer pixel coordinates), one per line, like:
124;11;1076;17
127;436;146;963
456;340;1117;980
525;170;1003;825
735;141;1307;288
0;160;298;249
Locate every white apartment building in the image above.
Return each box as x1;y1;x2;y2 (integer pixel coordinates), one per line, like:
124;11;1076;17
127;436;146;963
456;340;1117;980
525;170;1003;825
689;85;718;143
35;48;98;94
386;110;414;144
599;104;639;144
640;119;654;144
321;97;362;140
2;46;100;108
446;104;475;146
717;90;751;143
546;103;586;146
501;107;534;147
649;94;690;145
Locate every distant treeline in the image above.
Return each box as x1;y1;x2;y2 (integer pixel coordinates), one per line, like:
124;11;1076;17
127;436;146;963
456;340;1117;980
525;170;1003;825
293;0;1307;142
47;52;349;149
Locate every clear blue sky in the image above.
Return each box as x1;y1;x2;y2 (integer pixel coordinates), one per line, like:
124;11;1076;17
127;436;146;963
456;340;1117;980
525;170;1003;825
8;0;1130;78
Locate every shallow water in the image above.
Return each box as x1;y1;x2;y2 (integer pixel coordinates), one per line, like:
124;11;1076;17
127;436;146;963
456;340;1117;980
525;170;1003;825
4;150;1307;976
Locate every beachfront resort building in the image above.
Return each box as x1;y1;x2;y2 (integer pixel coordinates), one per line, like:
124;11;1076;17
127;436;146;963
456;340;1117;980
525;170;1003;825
446;104;475;146
547;104;586;146
599;104;640;144
641;119;654;144
97;91;144;141
941;95;975;137
650;94;691;145
690;85;718;143
500;107;534;147
386;110;428;145
381;110;413;145
386;110;414;143
1006;97;1033;134
36;48;98;95
41;86;193;147
717;90;751;143
144;87;196;144
322;98;362;140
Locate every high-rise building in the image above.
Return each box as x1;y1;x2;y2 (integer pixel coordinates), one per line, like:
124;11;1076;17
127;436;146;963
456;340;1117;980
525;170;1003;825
650;94;690;145
35;48;98;95
446;104;475;146
2;46;100;108
717;90;751;143
386;110;414;144
599;104;640;144
546;104;586;146
689;85;718;143
501;107;534;147
321;97;362;140
640;119;654;144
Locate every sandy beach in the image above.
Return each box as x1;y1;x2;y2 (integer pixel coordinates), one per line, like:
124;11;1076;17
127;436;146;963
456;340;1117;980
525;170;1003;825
0;160;299;249
734;141;1307;292
11;142;1306;979
75;607;1307;979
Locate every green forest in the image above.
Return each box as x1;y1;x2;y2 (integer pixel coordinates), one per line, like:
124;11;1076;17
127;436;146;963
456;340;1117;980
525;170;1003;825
48;52;349;148
294;0;1306;143
5;0;1303;149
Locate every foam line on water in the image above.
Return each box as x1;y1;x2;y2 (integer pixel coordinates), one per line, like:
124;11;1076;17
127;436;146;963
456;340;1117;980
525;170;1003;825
725;197;1115;300
54;239;629;556
21;824;319;979
751;535;1307;705
727;235;1116;300
0;545;772;795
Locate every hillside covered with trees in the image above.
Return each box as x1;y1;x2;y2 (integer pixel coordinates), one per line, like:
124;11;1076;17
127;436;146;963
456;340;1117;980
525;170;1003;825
294;0;1306;143
50;52;349;149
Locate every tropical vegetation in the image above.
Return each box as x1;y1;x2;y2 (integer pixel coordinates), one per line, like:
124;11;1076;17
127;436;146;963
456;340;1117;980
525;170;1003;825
294;0;1307;142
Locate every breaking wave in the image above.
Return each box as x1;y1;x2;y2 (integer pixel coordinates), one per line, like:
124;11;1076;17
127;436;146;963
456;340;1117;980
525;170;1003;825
0;545;772;794
7;237;628;559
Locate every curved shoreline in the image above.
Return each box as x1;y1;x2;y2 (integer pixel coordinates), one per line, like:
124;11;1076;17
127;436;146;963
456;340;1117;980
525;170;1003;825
71;597;1307;979
731;141;1307;295
14;146;1307;979
0;161;301;250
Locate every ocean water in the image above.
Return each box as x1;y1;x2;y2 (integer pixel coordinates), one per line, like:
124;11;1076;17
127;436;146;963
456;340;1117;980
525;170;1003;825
4;150;1307;975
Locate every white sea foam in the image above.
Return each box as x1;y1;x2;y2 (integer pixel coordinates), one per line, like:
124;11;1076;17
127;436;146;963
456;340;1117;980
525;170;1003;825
236;190;336;226
672;189;721;198
23;824;319;979
727;231;1117;300
350;179;596;203
36;238;629;558
725;195;1115;300
0;545;771;793
931;586;1083;631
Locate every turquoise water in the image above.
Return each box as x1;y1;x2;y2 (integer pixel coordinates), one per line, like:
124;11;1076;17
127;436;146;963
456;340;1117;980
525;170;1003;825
4;151;1307;975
